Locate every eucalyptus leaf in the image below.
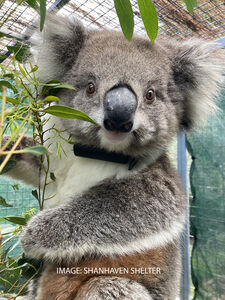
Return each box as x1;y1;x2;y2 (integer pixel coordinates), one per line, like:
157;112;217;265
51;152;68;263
53;84;76;90
44;105;98;125
42;80;61;86
30;65;38;72
32;189;39;200
184;0;198;13
114;0;134;41
0;216;27;225
18;63;27;77
43;95;60;102
7;43;30;63
0;80;18;94
41;80;61;95
3;73;15;79
138;0;158;44
0;54;7;60
50;172;56;181
2;96;20;105
18;256;42;278
0;160;16;175
25;0;40;11
0;196;13;207
40;0;46;32
0;32;6;38
12;184;19;191
21;145;49;156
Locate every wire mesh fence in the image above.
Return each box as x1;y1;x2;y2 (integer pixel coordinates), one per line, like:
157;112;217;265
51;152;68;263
0;0;225;65
187;87;225;300
0;0;225;299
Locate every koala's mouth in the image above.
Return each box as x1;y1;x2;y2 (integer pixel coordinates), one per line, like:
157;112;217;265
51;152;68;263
98;127;132;152
103;129;129;142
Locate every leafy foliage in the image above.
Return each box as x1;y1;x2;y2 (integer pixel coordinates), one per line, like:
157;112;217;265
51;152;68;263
114;0;198;43
0;210;40;296
185;0;198;13
0;16;98;298
44;105;99;125
0;197;12;208
114;0;134;41
7;43;30;63
137;0;158;43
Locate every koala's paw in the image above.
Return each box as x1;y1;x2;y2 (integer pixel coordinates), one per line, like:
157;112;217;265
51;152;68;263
20;209;70;260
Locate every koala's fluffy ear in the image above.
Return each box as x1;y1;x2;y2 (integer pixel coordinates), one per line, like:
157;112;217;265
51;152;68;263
31;15;86;82
168;39;224;129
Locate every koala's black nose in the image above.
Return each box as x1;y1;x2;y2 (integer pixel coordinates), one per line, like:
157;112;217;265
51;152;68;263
104;86;137;133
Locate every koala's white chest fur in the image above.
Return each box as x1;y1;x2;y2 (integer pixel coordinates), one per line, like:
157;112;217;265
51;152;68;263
44;144;132;208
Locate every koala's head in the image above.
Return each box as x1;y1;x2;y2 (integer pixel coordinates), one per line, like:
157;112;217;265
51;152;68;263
34;15;224;158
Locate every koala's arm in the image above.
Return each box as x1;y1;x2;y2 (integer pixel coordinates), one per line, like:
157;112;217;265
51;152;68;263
20;156;186;261
1;136;40;186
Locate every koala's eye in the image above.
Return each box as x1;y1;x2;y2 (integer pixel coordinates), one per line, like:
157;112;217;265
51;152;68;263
86;82;96;95
145;88;155;103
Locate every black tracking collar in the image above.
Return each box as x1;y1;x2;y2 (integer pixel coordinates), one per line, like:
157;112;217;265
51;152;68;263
73;143;138;170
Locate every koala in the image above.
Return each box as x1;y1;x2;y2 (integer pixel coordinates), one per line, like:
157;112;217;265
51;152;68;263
2;15;224;300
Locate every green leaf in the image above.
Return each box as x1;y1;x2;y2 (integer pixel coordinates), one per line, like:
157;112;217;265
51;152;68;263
44;105;98;125
0;54;7;60
53;84;76;90
50;172;56;181
114;0;134;41
137;0;158;44
18;63;27;77
0;196;13;207
41;80;61;95
7;43;30;63
0;216;27;225
41;81;75;97
25;0;40;11
184;0;198;13
42;95;60;102
12;184;19;191
18;256;42;278
42;80;61;86
21;145;49;156
0;160;16;175
3;73;15;79
32;189;39;200
40;0;46;32
30;65;38;72
2;96;20;105
0;80;18;94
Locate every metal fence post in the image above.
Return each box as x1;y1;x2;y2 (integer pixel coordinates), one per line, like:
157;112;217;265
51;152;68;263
177;130;191;300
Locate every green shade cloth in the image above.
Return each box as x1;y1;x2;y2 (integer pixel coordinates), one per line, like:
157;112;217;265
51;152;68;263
187;88;225;300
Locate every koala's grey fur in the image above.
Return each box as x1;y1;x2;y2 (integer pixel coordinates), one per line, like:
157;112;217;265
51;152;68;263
73;276;153;300
3;14;224;300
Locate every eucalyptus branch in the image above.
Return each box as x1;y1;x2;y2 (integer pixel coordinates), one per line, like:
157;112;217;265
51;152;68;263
13;267;41;299
0;86;7;148
1;113;32;152
41;154;50;209
0;129;27;173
